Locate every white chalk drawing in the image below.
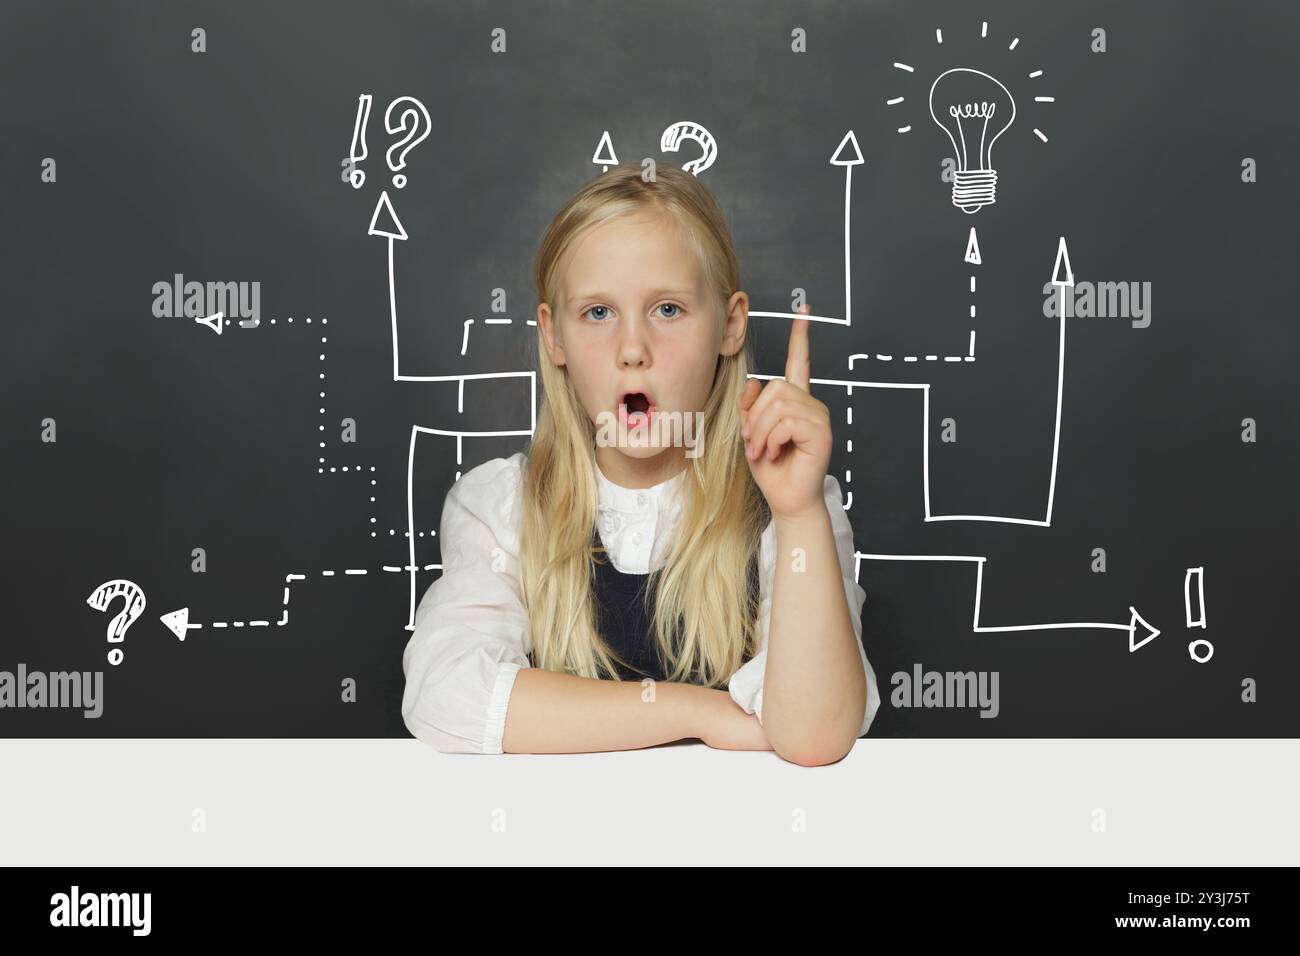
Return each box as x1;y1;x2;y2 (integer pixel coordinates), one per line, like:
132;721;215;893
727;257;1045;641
195;312;224;334
156;567;436;644
86;579;146;666
846;231;980;366
383;95;431;189
747;131;864;329
352;91;1155;647
760;322;1055;524
828;236;1165;641
591;122;715;177
344;93;429;190
1051;235;1074;288
851;554;1159;649
1184;566;1207;628
361;174;536;625
1184;567;1212;663
746;131;975;357
592;130;619;172
929;69;1015;213
90;55;1178;673
347;93;373;188
890;22;1054;211
368;188;539;409
659;120;717;176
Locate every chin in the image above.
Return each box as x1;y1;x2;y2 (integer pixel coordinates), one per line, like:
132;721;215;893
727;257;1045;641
620;438;687;464
613;443;667;459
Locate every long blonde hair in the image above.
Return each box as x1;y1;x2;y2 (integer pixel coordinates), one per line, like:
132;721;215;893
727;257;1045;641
520;163;770;686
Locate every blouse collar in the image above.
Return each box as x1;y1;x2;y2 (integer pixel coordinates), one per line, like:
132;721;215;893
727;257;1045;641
595;459;688;516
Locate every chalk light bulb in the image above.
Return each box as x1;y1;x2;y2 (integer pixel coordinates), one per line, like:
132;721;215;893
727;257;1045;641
928;68;1017;213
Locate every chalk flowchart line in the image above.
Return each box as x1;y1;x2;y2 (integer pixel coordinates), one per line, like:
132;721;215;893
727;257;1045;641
368;190;538;425
853;552;1159;649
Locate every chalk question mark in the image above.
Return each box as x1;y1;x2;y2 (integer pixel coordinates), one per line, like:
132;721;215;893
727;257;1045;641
660;120;718;175
86;579;146;666
384;96;431;189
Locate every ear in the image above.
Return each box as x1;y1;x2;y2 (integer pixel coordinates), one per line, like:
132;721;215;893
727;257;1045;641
537;301;566;367
718;290;749;357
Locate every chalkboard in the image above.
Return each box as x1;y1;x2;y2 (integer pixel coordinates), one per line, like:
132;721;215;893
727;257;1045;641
3;0;1295;737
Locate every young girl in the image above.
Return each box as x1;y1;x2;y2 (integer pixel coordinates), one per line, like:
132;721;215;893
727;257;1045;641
401;164;880;764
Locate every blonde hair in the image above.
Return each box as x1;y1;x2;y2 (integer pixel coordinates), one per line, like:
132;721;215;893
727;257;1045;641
520;163;770;686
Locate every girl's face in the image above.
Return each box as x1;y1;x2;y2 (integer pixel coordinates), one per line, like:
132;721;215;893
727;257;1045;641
537;211;748;488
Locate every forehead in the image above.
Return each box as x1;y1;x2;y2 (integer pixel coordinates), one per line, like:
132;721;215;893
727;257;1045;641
559;214;706;305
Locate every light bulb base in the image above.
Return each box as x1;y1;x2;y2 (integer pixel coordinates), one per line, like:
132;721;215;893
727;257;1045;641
952;168;997;214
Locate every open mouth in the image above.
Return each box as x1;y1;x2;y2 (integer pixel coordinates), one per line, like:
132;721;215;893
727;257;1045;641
618;390;656;428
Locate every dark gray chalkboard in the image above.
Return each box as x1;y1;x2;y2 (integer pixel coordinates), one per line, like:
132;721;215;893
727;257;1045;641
2;0;1295;737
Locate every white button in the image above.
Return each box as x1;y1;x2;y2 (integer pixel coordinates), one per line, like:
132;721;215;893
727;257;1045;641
636;492;649;510
631;531;641;545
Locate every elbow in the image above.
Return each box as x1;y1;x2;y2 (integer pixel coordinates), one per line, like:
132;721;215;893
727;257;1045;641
404;715;490;756
765;681;868;766
401;671;479;755
766;697;864;766
775;735;856;767
767;718;858;766
402;704;470;755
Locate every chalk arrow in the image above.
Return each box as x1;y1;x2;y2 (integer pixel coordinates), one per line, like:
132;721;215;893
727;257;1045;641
591;130;618;171
854;553;1161;649
159;574;307;636
1050;235;1074;328
160;607;190;640
195;312;223;335
749;131;865;328
368;191;407;241
1051;235;1074;288
964;227;982;265
1128;606;1160;652
829;129;865;166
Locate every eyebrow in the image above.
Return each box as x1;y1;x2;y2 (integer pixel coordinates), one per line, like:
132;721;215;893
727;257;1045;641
568;288;695;304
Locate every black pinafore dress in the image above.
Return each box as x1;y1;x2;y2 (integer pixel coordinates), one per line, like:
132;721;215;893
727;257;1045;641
589;524;760;683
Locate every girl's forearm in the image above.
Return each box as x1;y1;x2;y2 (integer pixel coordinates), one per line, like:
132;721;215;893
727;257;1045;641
763;505;867;764
501;667;716;754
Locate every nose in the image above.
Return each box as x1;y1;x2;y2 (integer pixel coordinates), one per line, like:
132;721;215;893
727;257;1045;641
616;315;651;368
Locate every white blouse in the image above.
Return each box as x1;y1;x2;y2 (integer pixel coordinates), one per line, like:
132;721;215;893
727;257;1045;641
401;451;881;754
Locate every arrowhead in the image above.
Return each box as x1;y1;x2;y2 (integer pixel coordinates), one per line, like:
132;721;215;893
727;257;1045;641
195;312;223;335
160;607;190;641
591;130;619;167
1128;606;1160;652
367;191;407;241
1051;236;1074;287
964;227;982;265
829;130;865;166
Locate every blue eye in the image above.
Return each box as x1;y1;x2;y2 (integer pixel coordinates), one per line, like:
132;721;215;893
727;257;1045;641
581;303;683;322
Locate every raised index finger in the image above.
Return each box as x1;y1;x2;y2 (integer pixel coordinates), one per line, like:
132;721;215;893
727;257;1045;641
785;305;811;392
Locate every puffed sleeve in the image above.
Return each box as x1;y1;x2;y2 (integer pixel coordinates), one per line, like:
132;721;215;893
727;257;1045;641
401;453;532;754
726;475;881;738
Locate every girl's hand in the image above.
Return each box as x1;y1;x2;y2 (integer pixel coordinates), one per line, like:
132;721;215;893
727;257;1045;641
737;305;833;520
